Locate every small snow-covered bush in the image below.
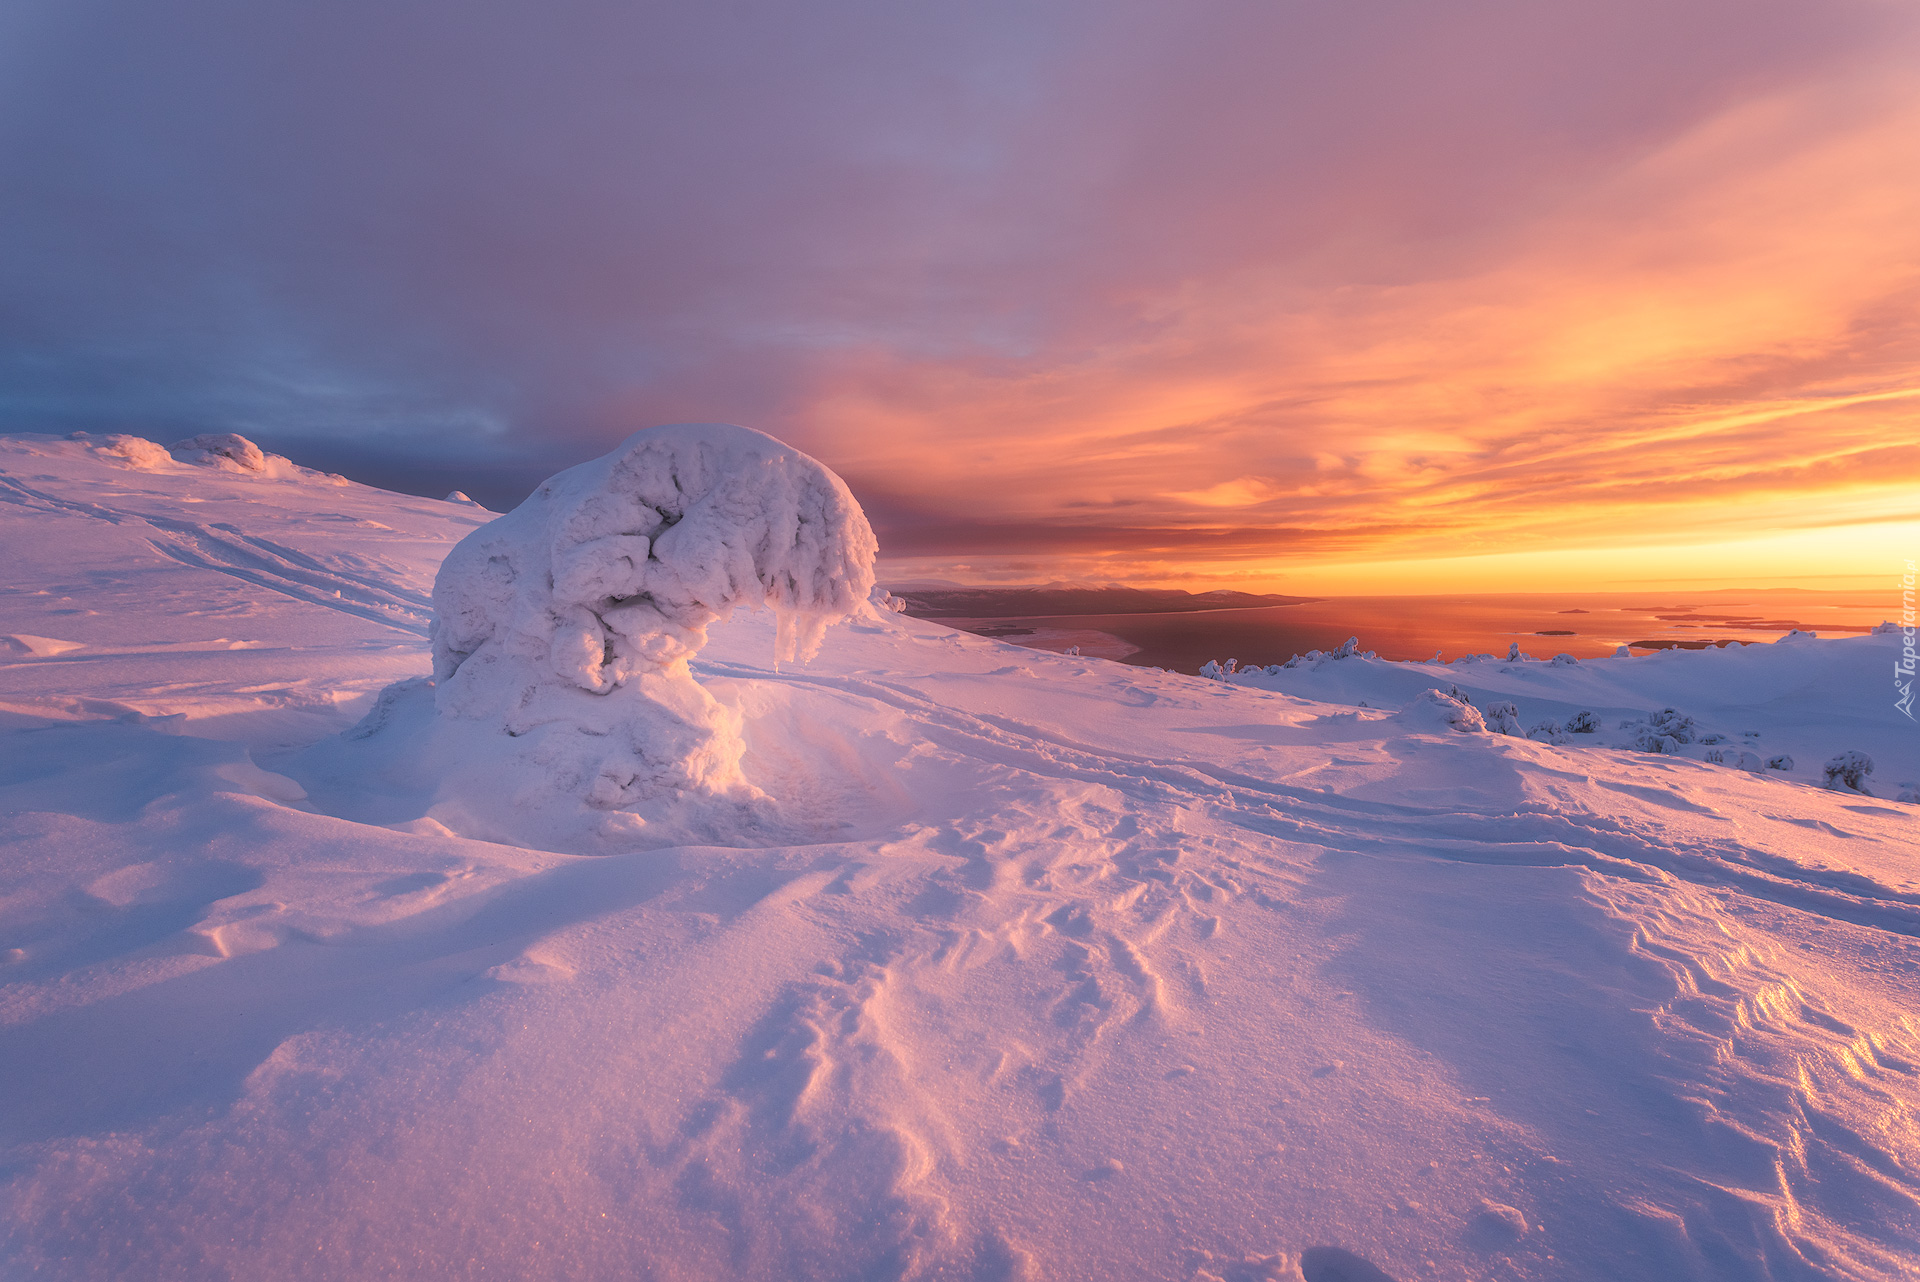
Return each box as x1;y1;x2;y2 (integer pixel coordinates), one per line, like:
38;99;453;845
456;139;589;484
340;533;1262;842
1506;643;1528;662
1563;710;1599;734
170;432;269;472
1823;751;1874;792
1550;653;1577;666
1483;701;1524;735
1330;637;1360;659
1398;687;1485;734
1614;645;1631;657
870;587;910;613
1775;629;1817;642
426;423;877;841
1526;719;1565;744
1632;708;1696;751
1737;751;1764;771
89;434;172;469
1643;735;1683;755
1766;754;1794;771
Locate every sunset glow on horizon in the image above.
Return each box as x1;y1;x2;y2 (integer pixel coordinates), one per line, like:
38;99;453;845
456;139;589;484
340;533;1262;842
4;0;1917;593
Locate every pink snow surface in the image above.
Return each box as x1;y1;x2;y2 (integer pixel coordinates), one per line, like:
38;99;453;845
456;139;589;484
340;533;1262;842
1;430;1917;1281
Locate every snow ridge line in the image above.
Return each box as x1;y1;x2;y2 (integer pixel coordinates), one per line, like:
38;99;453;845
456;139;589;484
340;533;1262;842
0;470;431;636
701;661;1920;940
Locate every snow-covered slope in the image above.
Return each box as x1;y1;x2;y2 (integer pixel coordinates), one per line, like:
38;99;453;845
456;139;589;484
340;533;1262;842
2;433;1917;1281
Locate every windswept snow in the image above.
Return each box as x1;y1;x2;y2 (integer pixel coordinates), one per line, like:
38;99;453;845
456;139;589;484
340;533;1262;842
2;432;1918;1281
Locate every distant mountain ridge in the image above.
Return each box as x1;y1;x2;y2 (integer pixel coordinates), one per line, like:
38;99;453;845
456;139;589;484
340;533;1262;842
891;584;1319;618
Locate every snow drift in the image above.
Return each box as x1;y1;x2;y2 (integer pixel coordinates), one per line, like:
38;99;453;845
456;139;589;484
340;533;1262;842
409;423;877;846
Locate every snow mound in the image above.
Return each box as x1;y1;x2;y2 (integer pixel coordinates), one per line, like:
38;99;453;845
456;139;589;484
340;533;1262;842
416;423;877;846
170;432;269;472
0;633;86;658
1397;686;1485;733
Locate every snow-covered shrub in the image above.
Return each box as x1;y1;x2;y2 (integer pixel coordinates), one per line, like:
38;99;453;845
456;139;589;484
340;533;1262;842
1563;710;1599;734
1633;708;1696;751
1737;751;1764;771
170;432;269;472
1330;637;1360;659
1775;629;1817;642
72;431;170;469
1898;786;1920;804
1550;653;1577;666
1872;620;1901;635
1698;733;1726;745
445;490;482;506
1526;719;1564;744
1614;645;1631;657
1822;751;1874;792
869;587;910;613
1483;701;1524;735
1766;754;1794;771
1506;643;1529;662
1397;687;1486;733
426;423;876;840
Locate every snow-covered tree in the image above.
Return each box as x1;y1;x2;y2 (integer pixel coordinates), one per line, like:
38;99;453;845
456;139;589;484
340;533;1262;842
427;423;876;834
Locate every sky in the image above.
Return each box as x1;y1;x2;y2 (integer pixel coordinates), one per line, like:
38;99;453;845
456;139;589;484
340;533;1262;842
3;0;1917;593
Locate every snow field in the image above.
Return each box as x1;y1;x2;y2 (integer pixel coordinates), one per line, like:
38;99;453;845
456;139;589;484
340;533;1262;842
1;432;1918;1280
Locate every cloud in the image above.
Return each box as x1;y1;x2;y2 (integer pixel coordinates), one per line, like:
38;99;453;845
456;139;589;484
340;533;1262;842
2;0;1916;582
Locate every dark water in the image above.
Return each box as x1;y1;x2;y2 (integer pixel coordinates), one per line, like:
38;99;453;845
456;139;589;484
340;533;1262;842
940;590;1896;674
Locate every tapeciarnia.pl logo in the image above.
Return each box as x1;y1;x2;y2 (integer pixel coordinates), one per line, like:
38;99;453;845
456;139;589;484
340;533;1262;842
1899;559;1916;720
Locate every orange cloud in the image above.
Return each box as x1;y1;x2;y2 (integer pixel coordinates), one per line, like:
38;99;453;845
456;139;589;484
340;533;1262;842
815;56;1920;592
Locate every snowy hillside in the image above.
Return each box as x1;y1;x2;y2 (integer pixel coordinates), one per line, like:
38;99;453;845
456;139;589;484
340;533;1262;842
2;431;1917;1281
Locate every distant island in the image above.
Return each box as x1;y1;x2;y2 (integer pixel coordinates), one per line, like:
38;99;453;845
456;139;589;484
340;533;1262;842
890;585;1320;618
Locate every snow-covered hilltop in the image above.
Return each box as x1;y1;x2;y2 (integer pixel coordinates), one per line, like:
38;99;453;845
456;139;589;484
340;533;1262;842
1;431;1917;1281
